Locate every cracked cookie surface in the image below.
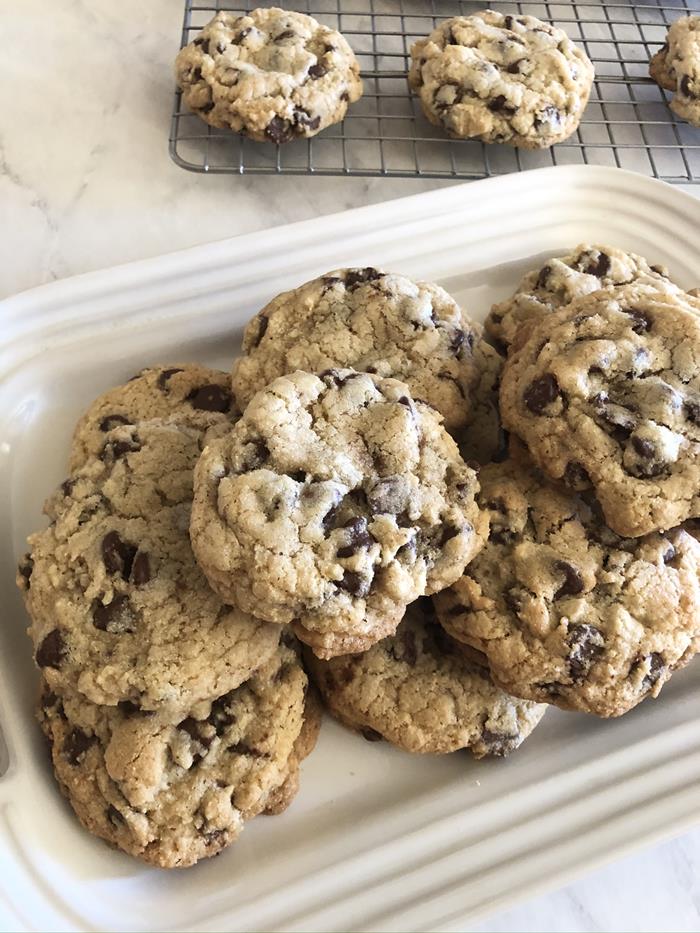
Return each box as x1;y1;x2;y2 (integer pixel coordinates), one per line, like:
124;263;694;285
37;639;317;868
486;244;676;354
70;364;238;471
21;417;279;715
306;597;545;754
499;283;700;537
232;267;482;432
191;369;488;658
434;460;700;717
408;10;594;148
175;8;363;142
650;16;700;127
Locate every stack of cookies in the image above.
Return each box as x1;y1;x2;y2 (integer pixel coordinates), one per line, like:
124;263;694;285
18;366;321;868
17;251;700;868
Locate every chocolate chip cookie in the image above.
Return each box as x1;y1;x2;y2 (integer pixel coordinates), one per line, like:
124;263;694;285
37;639;317;868
434;460;700;717
306;598;545;755
191;369;488;658
175;8;363;142
408;11;594;148
21;418;280;714
70;364;237;471
486;244;675;354
650;16;700;128
232;268;482;432
499;283;700;537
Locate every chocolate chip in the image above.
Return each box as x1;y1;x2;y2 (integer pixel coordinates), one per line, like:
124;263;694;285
275;29;295;41
337;517;375;557
18;553;33;589
61;478;75;497
106;804;124;826
308;63;328;79
216;41;226;54
157;367;184;390
102;531;137;580
36;629;67;668
192;67;202;82
480;729;517;756
227;741;265;757
209;692;237;735
440;524;461;545
450;329;465;354
361;727;383;742
322;504;342;532
345;268;381;290
632;436;655;459
234;27;251;44
554;560;584;598
294;108;321;130
488;95;516;115
624;309;652;333
506;59;523;73
567;623;604;680
684;398;700;425
186;383;231;412
535;265;551;289
63;728;96;765
337;570;365;596
640;652;665;690
524;373;560;414
397;396;412;408
92;596;136;634
179;716;214;749
265;116;293;144
581;251;611;277
533;105;561;130
341;90;350;102
131;552;151;585
200;101;215;114
117;700;141;716
99;414;131;432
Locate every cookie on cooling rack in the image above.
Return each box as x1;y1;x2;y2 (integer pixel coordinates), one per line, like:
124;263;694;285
486;244;676;354
175;8;363;142
650;15;700;128
408;10;594;148
306;597;545;756
434;460;700;718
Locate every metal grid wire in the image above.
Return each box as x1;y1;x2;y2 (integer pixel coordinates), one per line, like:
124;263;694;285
169;0;700;181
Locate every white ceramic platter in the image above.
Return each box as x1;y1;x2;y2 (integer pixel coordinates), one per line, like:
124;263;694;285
1;165;699;933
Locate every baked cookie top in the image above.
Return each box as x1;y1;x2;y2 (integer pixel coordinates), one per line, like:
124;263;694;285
499;283;700;537
306;598;545;755
232;267;482;432
70;364;238;471
649;15;700;128
38;639;316;868
486;244;675;354
191;369;487;658
408;10;594;148
21;419;279;714
434;461;700;717
175;8;363;142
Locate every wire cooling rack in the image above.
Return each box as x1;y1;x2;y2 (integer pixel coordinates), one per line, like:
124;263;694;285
169;0;700;181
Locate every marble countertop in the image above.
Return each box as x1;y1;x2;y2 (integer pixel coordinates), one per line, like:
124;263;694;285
2;2;699;931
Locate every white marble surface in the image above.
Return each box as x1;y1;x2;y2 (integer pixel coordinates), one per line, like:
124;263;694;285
1;2;700;931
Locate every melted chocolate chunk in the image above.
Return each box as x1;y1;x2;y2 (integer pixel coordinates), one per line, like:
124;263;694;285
337;517;375;557
99;414;131;432
624;308;652;334
337;570;365;596
186;383;231;412
524;373;560;414
18;553;33;589
308;63;328;79
102;531;137;580
131;552;151;585
63;728;96;765
567;623;604;680
266;116;294;144
554;560;584;598
157;368;184;390
345;268;381;290
36;629;67;669
92;596;136;634
361;727;383;742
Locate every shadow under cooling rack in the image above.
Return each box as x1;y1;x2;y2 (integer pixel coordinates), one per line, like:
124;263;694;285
169;0;700;182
